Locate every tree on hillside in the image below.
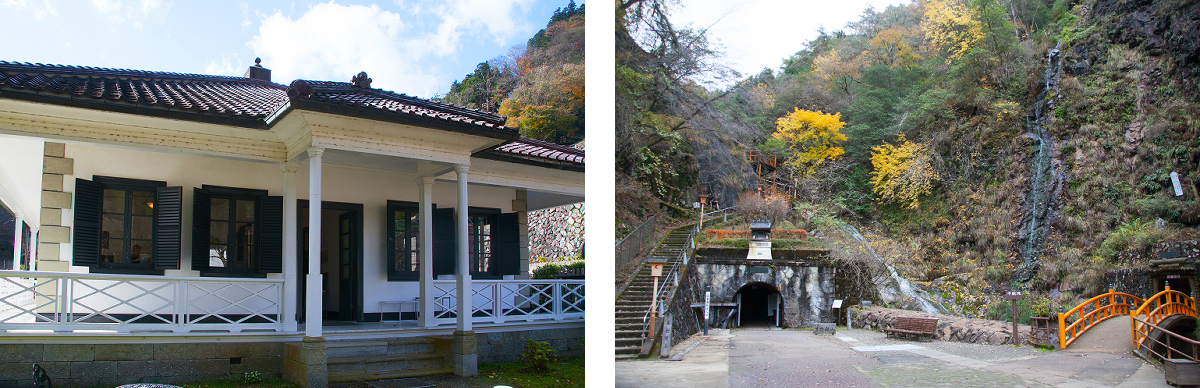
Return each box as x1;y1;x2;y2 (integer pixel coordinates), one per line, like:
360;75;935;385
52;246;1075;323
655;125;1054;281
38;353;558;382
869;135;940;209
771;108;848;178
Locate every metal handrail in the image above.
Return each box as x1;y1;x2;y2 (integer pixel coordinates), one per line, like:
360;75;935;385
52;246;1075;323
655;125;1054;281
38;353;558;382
1058;289;1143;349
641;224;697;338
617;214;659;279
1131;315;1199;361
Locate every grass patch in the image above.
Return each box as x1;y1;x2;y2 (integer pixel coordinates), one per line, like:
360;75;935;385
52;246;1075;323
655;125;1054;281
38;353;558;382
480;356;584;388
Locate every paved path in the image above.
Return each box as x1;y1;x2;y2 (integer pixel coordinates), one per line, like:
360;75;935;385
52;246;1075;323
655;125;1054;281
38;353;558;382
615;327;1171;387
1062;316;1134;354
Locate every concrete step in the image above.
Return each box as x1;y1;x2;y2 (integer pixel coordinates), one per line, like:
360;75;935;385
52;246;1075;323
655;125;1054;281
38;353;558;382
328;365;454;384
327;352;446;376
615;353;641;360
326;338;436;358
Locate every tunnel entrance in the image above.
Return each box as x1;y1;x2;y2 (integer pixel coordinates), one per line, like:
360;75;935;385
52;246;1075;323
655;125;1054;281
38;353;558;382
737;282;781;328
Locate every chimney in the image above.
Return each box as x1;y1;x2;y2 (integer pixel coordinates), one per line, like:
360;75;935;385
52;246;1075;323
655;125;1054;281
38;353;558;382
244;57;271;82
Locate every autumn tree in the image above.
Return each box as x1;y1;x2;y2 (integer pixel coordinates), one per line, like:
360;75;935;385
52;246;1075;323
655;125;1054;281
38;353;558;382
921;0;984;62
772;109;848;178
869;135;940;209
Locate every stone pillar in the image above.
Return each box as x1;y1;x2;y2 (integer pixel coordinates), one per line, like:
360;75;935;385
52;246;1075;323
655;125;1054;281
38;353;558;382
306;148;324;338
281;162;299;333
418;176;436;328
283;336;328;388
452;330;478;376
37;142;71;272
454;165;471;332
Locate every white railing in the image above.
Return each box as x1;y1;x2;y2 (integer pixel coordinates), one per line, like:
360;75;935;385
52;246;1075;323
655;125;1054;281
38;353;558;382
0;271;283;333
430;279;584;326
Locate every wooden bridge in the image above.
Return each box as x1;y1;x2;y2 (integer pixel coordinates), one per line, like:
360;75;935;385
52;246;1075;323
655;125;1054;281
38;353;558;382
1059;287;1199;360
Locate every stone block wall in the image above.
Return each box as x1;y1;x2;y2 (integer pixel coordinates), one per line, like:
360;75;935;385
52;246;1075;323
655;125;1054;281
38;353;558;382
692;258;835;327
475;327;584;363
853;307;1054;346
0;342;282;387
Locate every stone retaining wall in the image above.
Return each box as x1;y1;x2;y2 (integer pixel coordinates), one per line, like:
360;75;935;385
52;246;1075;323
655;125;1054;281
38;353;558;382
853;307;1055;346
0;342;282;387
476;327;584;363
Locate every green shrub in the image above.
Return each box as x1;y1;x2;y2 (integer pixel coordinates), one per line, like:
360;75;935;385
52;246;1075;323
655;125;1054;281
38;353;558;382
520;339;557;371
532;264;563;279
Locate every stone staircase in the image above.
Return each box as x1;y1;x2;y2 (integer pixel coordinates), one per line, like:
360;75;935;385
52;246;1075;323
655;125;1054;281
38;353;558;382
326;337;452;384
615;226;692;360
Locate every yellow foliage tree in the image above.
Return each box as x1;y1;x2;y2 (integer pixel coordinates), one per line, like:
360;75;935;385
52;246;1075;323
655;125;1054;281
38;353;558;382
921;0;984;62
869;135;940;209
771;109;848;178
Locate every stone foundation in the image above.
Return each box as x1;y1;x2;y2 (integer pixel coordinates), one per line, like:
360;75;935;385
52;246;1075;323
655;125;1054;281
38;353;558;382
0;342;282;387
853;307;1053;346
475;327;584;363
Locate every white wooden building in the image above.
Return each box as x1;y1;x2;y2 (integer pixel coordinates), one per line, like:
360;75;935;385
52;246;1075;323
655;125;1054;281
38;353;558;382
0;60;584;386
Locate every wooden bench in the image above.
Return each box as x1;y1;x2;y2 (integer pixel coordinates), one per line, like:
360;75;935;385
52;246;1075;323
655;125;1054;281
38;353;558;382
883;317;938;340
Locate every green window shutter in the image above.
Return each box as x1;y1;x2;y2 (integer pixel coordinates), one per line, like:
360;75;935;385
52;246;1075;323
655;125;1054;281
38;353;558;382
153;186;183;270
259;195;283;273
494;212;520;276
72;178;103;267
191;187;211;271
432;207;455;276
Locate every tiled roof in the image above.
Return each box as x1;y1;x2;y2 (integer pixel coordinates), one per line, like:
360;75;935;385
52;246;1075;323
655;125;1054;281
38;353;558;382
290;80;508;128
0;61;288;123
0;61;513;134
485;137;585;170
0;60;581;169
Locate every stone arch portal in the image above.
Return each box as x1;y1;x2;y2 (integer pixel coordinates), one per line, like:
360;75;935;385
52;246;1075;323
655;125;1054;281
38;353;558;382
736;282;782;327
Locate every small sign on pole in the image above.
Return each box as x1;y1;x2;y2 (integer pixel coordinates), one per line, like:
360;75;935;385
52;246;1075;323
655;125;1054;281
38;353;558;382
1171;172;1184;197
1006;291;1023;345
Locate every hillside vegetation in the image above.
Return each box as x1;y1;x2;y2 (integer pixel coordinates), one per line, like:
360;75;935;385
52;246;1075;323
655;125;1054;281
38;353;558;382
617;0;1200;309
441;1;585;144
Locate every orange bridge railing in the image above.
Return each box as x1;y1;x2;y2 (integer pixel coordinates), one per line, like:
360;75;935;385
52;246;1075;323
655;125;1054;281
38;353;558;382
1058;289;1143;349
1131;286;1197;351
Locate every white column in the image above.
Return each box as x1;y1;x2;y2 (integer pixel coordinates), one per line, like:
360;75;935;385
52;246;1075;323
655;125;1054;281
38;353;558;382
418;176;436;328
12;216;23;269
454;165;471;332
306;148;324;338
281;162;299;333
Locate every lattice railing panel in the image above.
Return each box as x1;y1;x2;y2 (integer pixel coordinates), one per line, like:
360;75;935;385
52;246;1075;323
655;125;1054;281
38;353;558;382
432;279;584;325
0;271;282;333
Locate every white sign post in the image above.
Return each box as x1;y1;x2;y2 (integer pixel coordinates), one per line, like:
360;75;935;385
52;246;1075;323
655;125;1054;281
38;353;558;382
1171;172;1183;197
703;288;711;335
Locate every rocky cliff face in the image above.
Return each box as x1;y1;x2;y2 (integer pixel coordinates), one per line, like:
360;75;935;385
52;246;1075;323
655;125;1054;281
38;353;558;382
1087;0;1200;94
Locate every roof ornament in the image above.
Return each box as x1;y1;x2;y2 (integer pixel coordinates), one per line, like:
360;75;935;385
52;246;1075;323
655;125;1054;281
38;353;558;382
254;57;263;67
351;71;372;89
286;79;314;100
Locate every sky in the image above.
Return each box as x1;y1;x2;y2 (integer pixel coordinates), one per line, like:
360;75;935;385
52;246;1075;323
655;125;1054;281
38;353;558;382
667;0;909;84
0;0;576;98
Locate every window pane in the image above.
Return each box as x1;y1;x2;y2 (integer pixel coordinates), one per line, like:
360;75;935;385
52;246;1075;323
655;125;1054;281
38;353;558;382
236;245;253;268
236;200;255;222
210;221;229;244
103;189;125;213
102;214;125;240
102;239;123;264
237;223;254;245
209;245;228;267
410;251;418;272
131;215;153;240
132;191;154;216
129;241;152;264
211;198;229;220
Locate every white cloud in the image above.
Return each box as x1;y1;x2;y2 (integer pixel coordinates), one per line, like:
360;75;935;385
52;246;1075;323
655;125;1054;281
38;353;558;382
239;2;252;31
89;0;170;27
204;53;244;77
247;0;535;97
1;0;59;20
